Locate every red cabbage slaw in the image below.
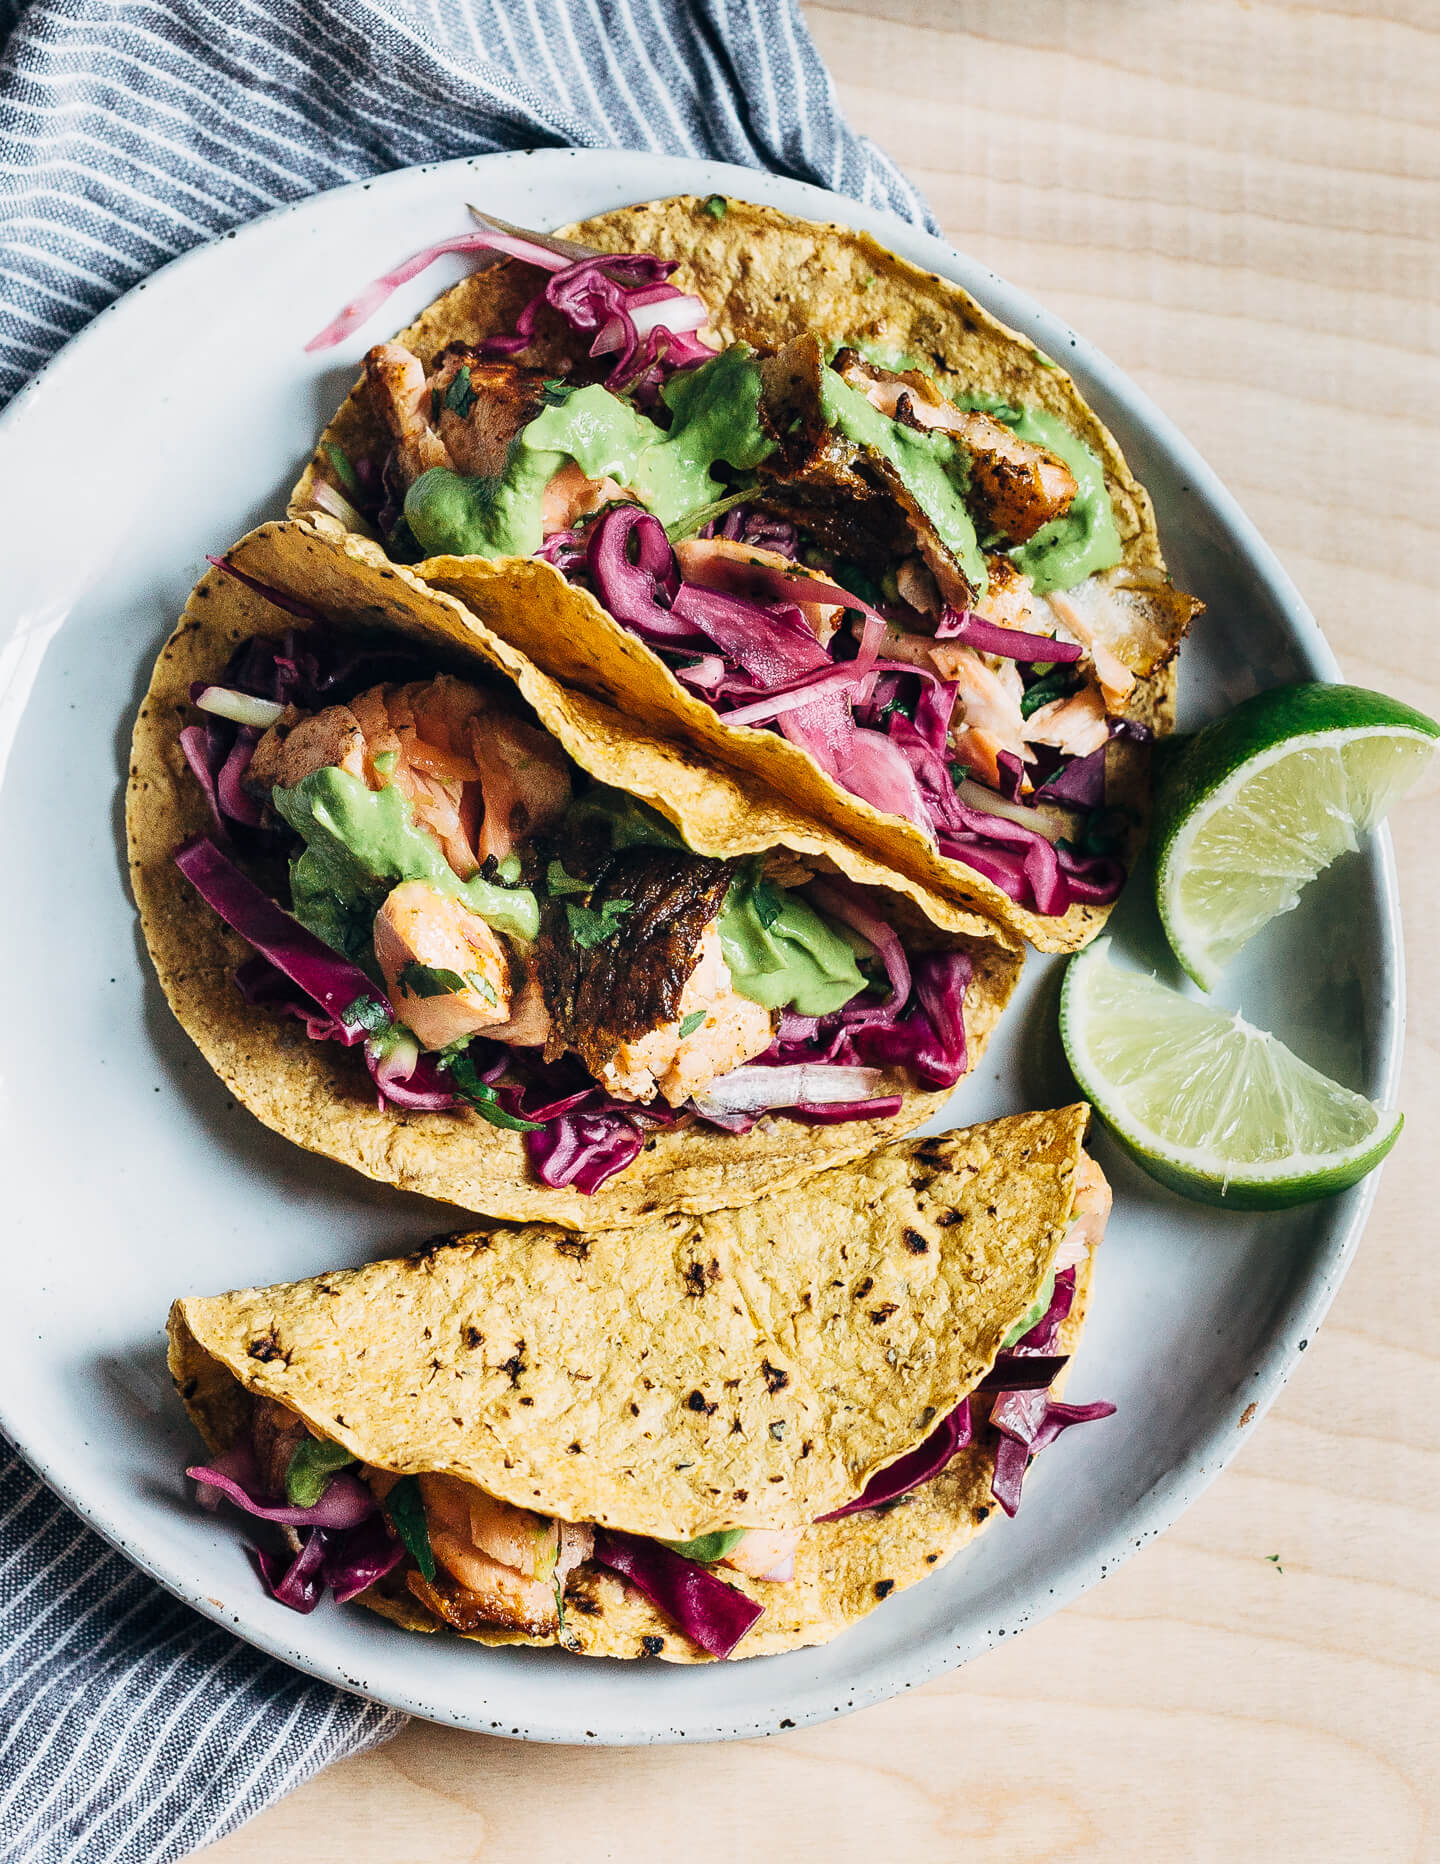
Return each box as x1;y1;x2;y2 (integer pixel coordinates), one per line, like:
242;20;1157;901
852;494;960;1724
306;228;712;396
570;507;1124;918
172;609;960;1193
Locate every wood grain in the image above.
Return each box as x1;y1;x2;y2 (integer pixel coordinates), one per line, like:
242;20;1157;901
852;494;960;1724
201;4;1440;1857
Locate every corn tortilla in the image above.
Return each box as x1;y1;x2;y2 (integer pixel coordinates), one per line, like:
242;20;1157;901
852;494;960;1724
127;521;1020;1227
170;1106;1096;1661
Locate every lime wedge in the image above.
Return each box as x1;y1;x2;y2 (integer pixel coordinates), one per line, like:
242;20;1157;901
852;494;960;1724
1060;940;1402;1208
1154;683;1436;990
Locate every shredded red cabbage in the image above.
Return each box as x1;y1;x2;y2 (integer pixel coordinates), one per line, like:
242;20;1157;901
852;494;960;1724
935;608;1082;663
590;1529;764;1659
1013;1267;1077;1354
988;1389;1117;1518
480;253;713;393
1036;746;1107;810
253;1530;331;1614
789;1096;905;1124
976;1354;1069;1392
304;227;571;352
818;1399;974;1521
526;1110;646;1194
321;1515;406;1605
187;1462;376;1529
174;837;389;1035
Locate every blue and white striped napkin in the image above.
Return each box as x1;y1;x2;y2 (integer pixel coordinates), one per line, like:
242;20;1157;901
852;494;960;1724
0;2;929;1858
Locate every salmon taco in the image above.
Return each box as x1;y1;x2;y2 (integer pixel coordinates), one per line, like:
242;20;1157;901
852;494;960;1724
127;521;1020;1225
169;1108;1115;1662
292;197;1201;954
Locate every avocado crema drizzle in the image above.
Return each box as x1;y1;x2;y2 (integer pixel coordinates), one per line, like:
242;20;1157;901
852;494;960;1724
399;341;1122;600
274;775;874;1083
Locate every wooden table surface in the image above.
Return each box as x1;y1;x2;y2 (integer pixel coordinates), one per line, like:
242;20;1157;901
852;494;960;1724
204;5;1440;1858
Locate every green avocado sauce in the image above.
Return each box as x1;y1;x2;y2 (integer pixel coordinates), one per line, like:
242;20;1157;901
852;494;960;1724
570;790;867;1019
816;365;989;600
1003;406;1122;593
1000;1268;1056;1350
717;870;866;1018
272;767;540;960
403;345;774;559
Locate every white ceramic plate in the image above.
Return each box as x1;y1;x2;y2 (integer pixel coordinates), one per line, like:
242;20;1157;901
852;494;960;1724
0;149;1402;1743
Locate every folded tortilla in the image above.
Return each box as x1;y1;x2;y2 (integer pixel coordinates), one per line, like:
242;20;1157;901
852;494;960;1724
128;520;1020;1226
290;195;1195;954
170;1105;1097;1661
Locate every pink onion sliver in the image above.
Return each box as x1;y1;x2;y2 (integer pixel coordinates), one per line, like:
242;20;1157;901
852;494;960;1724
304;230;568;351
757;1554;796;1583
719;660;872;726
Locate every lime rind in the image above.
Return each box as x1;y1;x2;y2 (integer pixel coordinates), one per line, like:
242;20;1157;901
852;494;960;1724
1154;685;1438;992
1060;940;1402;1210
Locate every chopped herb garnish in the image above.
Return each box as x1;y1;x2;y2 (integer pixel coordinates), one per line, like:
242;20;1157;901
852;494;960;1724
948;761;970;787
437;1050;544;1132
547;859;592;897
701;194;728;220
661;1527;747;1563
397;961;497;1005
540;376;578;405
1019;666;1079;719
678;1010;707;1039
385;1475;436;1582
566;898;633;948
750;878;785;929
285;1437;357;1509
340;995;390;1035
1266;1553;1284;1573
322;442;361;497
443;366;476;419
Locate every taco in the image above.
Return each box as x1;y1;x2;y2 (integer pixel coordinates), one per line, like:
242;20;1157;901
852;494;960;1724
127;520;1020;1226
169;1107;1115;1662
291;197;1201;954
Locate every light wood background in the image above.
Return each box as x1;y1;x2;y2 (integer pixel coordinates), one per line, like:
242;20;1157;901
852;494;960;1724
204;4;1440;1858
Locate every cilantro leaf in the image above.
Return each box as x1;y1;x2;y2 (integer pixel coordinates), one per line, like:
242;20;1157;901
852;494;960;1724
546;859;592;897
443;366;477;419
396;961;497;1005
679;1010;707;1039
437;1050;544;1132
749;878;785;929
1019;666;1079;719
340;994;391;1035
285;1437;357;1508
566;898;633;948
384;1475;435;1582
948;762;970;788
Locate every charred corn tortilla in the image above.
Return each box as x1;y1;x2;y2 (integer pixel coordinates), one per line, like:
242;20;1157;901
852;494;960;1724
170;1106;1094;1661
290;195;1185;955
128;521;1020;1227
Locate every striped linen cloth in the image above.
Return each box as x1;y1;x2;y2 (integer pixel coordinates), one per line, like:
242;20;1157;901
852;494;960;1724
0;2;930;1860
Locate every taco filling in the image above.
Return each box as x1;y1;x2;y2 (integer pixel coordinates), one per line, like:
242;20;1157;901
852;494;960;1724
312;225;1199;923
171;1113;1114;1661
174;585;987;1196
